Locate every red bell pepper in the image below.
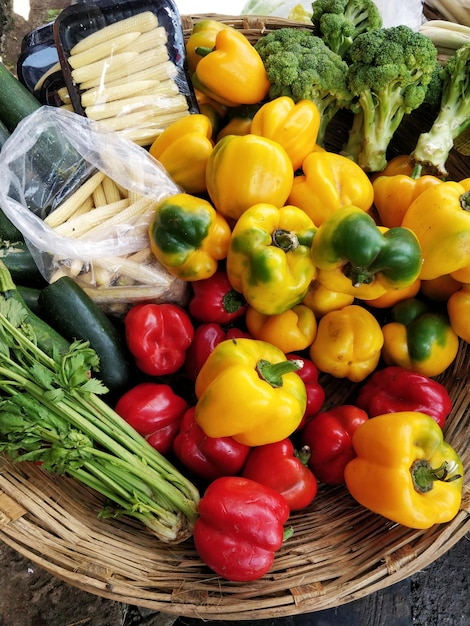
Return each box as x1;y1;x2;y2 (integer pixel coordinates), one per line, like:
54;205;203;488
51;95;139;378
301;404;369;485
124;303;194;376
188;268;247;324
184;322;251;381
193;476;291;582
173;407;251;481
114;382;188;455
242;438;317;511
286;353;325;426
355;365;452;429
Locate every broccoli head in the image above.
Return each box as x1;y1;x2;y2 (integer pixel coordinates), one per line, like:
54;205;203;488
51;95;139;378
311;0;382;58
342;25;438;172
254;28;353;144
411;43;470;177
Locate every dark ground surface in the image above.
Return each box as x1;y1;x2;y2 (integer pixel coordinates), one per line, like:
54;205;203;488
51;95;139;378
1;3;470;625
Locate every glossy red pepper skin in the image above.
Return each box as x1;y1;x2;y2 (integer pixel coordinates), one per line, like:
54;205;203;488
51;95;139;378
286;353;325;426
242;438;317;511
184;322;251;381
114;382;188;455
355;365;452;429
173;407;251;481
124;303;194;376
193;476;290;581
301;405;369;485
188;268;247;324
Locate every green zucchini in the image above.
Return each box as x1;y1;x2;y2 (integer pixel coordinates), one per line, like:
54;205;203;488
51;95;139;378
0;240;46;287
0;208;24;243
0;260;70;357
38;276;134;393
0;61;41;132
16;285;41;315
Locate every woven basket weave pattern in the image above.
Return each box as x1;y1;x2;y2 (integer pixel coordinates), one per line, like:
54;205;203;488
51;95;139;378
0;10;469;620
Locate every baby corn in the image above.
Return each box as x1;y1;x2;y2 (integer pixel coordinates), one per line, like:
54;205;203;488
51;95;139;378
67;10;189;146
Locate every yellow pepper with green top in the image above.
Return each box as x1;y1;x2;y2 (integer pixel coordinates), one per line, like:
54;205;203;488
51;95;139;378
226;203;317;315
149;193;231;281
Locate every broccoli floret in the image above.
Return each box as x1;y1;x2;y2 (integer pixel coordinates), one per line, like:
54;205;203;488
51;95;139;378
254;28;353;145
311;0;382;58
411;43;470;177
420;60;444;112
342;25;438;172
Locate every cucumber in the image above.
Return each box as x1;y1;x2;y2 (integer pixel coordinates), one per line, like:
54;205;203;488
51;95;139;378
38;276;134;393
0;61;41;132
0;119;10;148
0;260;70;357
0;240;46;287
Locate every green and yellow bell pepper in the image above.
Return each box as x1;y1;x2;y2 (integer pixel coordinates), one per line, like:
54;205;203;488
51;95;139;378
344;411;464;529
149;193;231;281
149;114;213;195
381;297;460;377
287;151;374;225
194;338;307;446
226;203;316;315
402;178;470;281
205;134;294;221
191;28;270;107
309;304;384;382
250;96;321;171
312;205;423;300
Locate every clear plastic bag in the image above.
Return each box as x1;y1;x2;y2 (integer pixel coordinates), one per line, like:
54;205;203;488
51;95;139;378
0;106;188;316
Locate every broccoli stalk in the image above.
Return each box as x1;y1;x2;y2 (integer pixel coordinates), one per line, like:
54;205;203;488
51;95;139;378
311;0;382;58
343;25;438;172
254;28;353;145
411;43;470;177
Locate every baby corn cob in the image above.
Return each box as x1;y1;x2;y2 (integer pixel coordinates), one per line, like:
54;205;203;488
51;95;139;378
67;10;189;146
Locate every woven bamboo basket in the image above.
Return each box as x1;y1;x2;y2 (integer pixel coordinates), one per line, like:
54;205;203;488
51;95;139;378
1;10;470;621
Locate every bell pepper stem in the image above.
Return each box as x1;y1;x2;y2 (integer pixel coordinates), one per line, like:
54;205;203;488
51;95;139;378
295;444;311;466
411;459;462;494
256;358;302;388
223;289;246;314
410;164;423;179
344;262;373;287
194;45;214;57
459;190;470;212
272;229;299;252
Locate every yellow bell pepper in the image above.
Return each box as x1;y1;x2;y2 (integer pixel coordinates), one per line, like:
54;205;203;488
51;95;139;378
250;97;321;171
148;193;231;281
287;151;374;226
226;203;316;315
401;179;470;280
344;411;464;529
195;338;307;446
372;168;443;228
185;20;236;75
302;280;354;318
215;103;260;142
309;304;384;382
447;284;470;343
365;278;421;309
245;304;317;354
419;275;462;302
205;134;294;221
191;28;270;107
381;298;459;377
149;114;213;195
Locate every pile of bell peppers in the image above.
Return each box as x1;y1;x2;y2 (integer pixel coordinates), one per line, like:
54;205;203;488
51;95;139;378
111;23;468;582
